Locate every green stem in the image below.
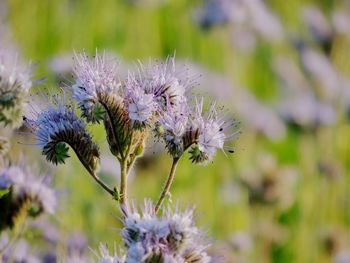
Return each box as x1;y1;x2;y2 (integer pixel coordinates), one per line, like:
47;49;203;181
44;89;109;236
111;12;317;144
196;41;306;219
88;170;114;197
120;131;134;207
119;159;128;214
154;157;180;213
71;145;115;197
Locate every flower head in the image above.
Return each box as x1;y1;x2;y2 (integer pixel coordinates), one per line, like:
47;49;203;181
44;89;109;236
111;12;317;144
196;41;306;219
72;51;137;160
0;46;32;128
124;72;156;129
188;99;237;164
143;56;193;114
157;101;190;158
72;51;120;123
0;163;56;231
23;99;100;172
121;199;211;263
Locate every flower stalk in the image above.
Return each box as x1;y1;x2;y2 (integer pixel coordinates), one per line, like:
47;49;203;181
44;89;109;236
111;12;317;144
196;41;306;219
154;157;180;213
87;169;114;197
119;159;128;215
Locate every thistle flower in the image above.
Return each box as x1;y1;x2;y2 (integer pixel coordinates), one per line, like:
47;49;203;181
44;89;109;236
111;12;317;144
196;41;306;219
188;99;236;164
23;101;100;172
0;163;56;231
121;199;211;263
0;46;32;128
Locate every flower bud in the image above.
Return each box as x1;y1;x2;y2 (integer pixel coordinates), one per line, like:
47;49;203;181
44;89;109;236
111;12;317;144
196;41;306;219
24;102;100;172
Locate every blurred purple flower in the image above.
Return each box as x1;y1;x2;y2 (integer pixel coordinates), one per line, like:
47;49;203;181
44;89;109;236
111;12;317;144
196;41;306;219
334;250;350;263
0;44;32;127
332;10;350;35
302;6;333;44
245;0;283;41
0;163;57;214
194;0;234;29
279;91;335;128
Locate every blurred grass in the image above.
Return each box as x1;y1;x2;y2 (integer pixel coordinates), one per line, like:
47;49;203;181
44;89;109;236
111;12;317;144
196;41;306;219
4;0;350;262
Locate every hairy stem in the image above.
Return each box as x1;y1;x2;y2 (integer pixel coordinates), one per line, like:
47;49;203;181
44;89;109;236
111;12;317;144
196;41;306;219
119;159;128;215
71;145;114;197
88;170;114;197
116;132;135;216
154;157;180;213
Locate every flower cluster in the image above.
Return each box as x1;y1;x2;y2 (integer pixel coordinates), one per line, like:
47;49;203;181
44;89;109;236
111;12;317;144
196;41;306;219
94;200;210;263
0;46;32;128
0;163;56;231
70;51;236;164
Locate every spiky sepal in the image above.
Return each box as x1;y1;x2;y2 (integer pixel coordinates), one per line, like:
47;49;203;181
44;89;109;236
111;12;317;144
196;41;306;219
80;102;105;124
42;129;100;172
189;145;209;164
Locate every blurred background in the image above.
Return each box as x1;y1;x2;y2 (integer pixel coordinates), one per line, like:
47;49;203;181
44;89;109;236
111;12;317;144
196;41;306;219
1;0;350;262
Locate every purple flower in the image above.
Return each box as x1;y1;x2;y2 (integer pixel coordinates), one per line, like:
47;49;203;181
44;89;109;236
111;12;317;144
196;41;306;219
154;97;237;162
72;51;121;123
0;163;57;215
194;0;234;29
188;98;237;164
72;51;120;107
121;199;211;263
71;51;131;159
124;72;156;129
23;100;100;171
10;239;41;263
0;46;32;93
143;56;193;114
157;101;190;157
0;45;32;127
